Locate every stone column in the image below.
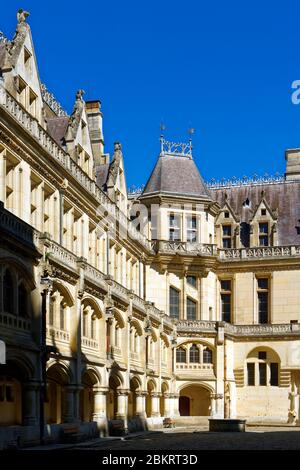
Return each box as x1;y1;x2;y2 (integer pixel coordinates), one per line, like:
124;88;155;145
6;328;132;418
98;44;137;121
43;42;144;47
163;394;172;417
151;393;161;417
93;388;108;420
59;189;64;246
116;390;129;430
172;393;180;417
62;385;76;423
0;149;6;204
23;381;39;426
135;392;147;418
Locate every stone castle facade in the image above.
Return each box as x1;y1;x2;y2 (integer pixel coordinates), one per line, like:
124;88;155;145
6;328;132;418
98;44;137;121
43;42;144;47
1;10;300;448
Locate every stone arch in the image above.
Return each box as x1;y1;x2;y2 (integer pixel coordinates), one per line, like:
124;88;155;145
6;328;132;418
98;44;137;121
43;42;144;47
178;382;213;417
160;332;170;348
146;379;157;418
0;257;36;291
107;370;124;420
0;354;35;426
81;295;104;319
80;367;102;423
0;260;35;318
160;381;169;417
246;346;281;363
52;281;74;307
45;361;73;425
128;375;142;418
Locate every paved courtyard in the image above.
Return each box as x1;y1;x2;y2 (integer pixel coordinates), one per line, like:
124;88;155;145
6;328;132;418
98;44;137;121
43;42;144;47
65;426;300;451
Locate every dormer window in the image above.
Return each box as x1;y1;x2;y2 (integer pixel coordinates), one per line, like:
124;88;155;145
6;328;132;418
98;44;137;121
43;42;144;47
222;225;232;248
24;47;32;73
259;222;269;246
29;88;37;117
16;76;26;107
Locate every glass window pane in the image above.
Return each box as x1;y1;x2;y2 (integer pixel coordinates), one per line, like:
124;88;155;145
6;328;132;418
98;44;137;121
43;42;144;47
259;363;267;385
189;344;200;363
187;276;197;288
170;287;180;319
270;363;279;386
247;363;255;386
222;238;232;248
221;293;231;322
222;225;232;236
258;292;268;324
186;298;196;320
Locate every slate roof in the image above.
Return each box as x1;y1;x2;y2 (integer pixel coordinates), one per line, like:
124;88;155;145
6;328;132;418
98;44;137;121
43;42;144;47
211;181;300;245
47;116;69;146
95;163;110;190
142;154;211;199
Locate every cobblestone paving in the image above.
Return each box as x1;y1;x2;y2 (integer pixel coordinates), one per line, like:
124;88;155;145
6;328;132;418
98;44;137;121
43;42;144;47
72;427;300;451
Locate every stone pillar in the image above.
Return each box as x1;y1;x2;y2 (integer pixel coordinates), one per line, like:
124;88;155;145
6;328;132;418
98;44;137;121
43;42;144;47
23;381;39;426
139;259;144;298
0;149;6;204
210;393;217;417
59;189;64;246
116;390;129;429
62;386;76;423
93;388;108;419
151;393;161;417
135;392;147;418
163;394;172;417
172;393;180;417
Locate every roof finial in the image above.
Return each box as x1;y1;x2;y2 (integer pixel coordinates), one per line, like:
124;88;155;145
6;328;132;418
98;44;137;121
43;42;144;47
17;9;30;24
76;89;85;101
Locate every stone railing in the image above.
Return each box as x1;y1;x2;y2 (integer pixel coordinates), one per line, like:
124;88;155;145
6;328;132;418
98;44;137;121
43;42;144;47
45;239;78;271
82;337;99;350
0;312;31;332
46;325;70;343
176;363;214;370
219;246;300;260
130;351;140;361
0;202;40;249
84;263;108;290
224;323;300;336
176;320;217;333
0;86;150;251
40;83;68;117
152;240;217;256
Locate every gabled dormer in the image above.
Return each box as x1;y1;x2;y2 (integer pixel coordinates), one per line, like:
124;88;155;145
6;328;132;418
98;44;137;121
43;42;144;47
65;90;95;179
106;142;128;212
215;196;240;248
1;10;44;125
250;191;278;247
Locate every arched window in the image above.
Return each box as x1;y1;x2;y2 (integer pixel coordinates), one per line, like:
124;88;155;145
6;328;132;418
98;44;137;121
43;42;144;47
3;270;14;314
189;344;200;363
203;347;213;364
18;283;28;317
176;347;186;363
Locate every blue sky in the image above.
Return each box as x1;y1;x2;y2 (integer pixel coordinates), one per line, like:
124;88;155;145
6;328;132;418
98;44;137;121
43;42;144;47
2;1;300;188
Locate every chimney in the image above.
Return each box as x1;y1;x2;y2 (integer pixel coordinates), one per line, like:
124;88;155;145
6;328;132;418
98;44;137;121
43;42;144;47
285;148;300;181
85;100;106;165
